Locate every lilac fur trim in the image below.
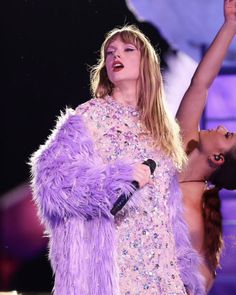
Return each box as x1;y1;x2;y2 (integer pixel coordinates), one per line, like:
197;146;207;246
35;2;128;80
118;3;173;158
29;108;135;224
29;108;137;295
169;175;206;295
50;218;119;295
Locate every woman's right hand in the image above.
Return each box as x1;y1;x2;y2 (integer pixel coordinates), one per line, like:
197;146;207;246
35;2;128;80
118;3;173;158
132;163;154;188
224;0;236;25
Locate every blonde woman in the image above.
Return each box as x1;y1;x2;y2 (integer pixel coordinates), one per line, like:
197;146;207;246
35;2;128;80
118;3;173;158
30;25;203;295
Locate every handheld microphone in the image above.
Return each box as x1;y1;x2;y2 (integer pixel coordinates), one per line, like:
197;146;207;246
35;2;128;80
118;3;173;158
110;159;156;216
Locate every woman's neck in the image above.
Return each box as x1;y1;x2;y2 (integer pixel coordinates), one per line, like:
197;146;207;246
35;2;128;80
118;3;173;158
179;148;212;184
112;84;138;107
179;176;206;207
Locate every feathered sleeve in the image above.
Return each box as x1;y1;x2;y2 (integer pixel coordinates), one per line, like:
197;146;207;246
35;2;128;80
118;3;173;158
29;108;135;225
169;175;206;295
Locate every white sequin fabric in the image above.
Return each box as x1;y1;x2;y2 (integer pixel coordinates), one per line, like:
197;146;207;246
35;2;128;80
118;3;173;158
77;96;187;295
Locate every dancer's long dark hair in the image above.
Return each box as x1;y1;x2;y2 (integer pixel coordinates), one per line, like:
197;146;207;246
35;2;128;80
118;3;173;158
202;147;236;271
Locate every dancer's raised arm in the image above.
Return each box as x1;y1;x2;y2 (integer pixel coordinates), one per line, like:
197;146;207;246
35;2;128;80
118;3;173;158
176;0;236;147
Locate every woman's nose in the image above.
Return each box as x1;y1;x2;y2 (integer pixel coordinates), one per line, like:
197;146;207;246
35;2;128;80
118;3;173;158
113;51;120;58
216;125;228;133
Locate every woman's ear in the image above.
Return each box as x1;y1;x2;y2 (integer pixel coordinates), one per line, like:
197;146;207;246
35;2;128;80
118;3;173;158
208;153;225;168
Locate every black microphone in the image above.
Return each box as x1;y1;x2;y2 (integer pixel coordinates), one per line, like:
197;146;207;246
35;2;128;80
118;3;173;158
110;159;156;216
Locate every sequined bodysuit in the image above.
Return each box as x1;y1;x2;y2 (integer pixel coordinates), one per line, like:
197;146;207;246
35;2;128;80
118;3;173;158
77;96;187;295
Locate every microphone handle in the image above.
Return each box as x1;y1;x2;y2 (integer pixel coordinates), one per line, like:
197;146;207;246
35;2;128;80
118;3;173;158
110;180;139;216
110;159;156;216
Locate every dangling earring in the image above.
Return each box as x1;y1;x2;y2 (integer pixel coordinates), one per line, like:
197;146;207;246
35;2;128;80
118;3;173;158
205;180;215;191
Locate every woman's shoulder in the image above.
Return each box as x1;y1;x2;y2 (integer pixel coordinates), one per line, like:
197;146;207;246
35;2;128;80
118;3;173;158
74;98;109;134
75;97;107;117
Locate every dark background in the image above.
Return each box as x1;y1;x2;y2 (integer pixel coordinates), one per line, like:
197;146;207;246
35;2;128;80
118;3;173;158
1;0;169;196
1;0;170;292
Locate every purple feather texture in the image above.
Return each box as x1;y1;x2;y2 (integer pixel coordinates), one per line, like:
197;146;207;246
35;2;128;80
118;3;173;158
169;175;206;295
30;107;205;294
30;109;135;294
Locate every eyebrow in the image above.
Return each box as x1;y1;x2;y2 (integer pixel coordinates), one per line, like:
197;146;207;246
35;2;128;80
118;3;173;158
107;43;136;49
106;45;116;50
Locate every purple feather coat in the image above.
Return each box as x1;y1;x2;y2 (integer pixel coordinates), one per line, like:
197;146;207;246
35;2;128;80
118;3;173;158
30;108;205;295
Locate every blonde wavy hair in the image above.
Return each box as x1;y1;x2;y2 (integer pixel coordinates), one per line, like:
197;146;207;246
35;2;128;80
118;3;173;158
90;25;186;169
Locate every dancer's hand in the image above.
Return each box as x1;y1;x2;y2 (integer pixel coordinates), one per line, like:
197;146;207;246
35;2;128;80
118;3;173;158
224;0;236;25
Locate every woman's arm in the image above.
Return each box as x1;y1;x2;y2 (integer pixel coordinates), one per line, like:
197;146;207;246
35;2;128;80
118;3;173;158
30;109;135;224
176;0;236;145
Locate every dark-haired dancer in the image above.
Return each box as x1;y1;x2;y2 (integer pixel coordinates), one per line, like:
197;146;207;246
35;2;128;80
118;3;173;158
177;0;236;292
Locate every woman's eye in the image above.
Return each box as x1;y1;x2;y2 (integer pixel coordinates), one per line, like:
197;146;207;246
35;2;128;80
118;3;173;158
106;50;114;56
125;48;135;52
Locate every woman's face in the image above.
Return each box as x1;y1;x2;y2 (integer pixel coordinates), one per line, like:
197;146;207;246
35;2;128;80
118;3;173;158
105;36;141;87
199;125;236;156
